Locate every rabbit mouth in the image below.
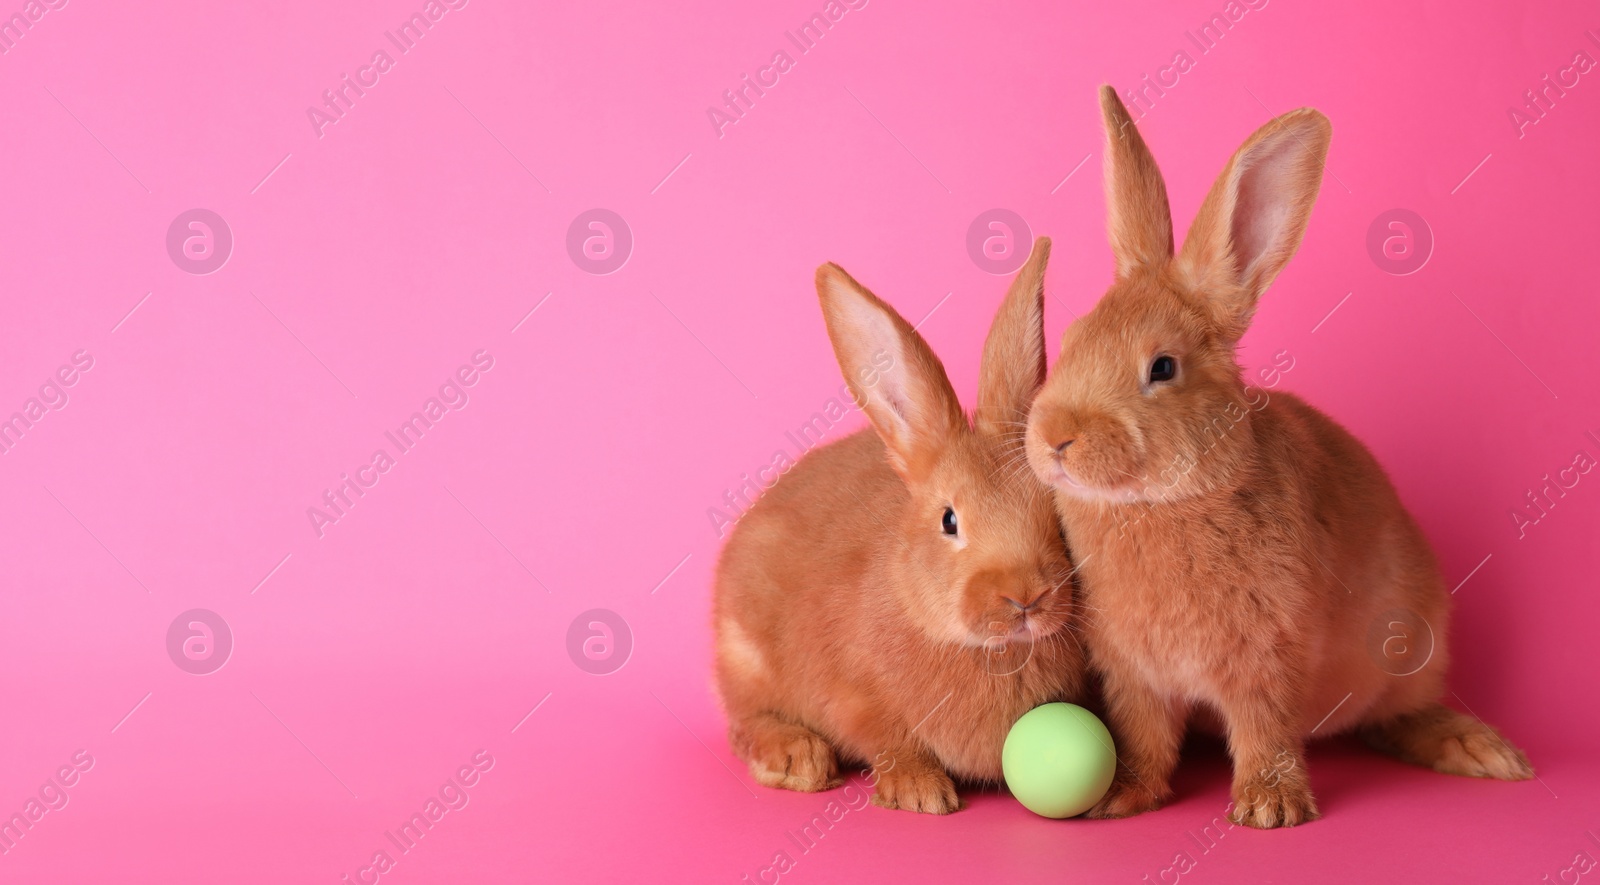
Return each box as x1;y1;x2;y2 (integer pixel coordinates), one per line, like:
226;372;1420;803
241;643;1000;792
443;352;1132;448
977;614;1059;646
1005;620;1037;641
1027;612;1070;640
1028;438;1145;502
970;617;1065;676
1048;464;1146;503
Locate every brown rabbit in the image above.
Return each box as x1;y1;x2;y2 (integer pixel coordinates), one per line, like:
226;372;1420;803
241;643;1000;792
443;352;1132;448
1023;88;1533;828
713;239;1086;813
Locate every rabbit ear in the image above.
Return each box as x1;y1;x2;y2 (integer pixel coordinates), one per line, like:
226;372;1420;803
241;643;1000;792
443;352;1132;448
1178;108;1331;338
975;237;1050;437
1099;85;1174;277
816;263;966;481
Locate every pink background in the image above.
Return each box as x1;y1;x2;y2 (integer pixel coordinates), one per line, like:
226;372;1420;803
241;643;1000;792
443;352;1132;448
1;0;1597;882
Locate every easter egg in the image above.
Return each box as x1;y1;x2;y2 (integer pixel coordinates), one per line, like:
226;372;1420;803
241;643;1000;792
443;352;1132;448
1001;702;1117;818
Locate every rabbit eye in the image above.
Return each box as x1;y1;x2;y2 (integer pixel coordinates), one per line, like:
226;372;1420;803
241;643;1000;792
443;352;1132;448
1149;355;1177;383
941;507;958;536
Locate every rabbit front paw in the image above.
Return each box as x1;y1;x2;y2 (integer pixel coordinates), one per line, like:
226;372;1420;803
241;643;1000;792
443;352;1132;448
869;754;961;814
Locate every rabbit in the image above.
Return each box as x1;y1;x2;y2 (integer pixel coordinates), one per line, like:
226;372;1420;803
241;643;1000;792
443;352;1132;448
1022;87;1534;829
712;238;1087;814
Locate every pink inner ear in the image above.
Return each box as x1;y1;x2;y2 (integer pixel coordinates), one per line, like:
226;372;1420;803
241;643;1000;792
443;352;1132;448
881;382;917;428
835;294;915;434
874;339;923;442
1231;135;1304;280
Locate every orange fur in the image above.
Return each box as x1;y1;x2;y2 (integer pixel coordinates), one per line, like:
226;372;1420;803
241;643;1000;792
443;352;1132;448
1024;87;1533;828
713;239;1086;813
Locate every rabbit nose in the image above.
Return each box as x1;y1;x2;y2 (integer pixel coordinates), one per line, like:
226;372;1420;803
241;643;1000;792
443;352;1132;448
1053;439;1075;455
1004;596;1041;613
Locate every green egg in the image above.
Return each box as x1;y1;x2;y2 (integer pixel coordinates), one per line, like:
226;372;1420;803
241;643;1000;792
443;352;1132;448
1001;703;1117;819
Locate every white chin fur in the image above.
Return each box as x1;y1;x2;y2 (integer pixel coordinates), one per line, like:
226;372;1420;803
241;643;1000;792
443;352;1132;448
1049;470;1151;504
964;617;1066;648
1024;618;1063;641
963;629;1033;649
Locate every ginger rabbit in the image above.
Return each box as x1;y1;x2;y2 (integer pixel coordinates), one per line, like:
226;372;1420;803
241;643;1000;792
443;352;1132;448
1024;87;1532;828
714;240;1086;813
